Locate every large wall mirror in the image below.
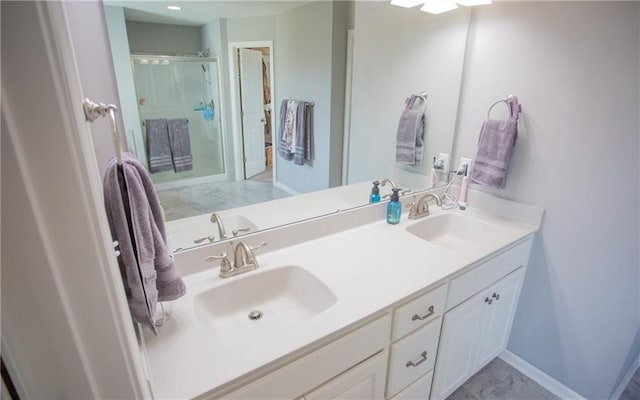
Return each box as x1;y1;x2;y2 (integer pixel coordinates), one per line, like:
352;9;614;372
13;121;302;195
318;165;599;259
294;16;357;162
101;0;470;252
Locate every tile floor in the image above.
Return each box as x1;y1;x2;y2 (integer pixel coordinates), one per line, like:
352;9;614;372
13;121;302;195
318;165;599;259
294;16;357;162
620;367;640;400
157;178;290;221
447;358;558;400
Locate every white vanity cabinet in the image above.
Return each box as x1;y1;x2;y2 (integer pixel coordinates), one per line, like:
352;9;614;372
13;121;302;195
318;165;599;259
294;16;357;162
430;239;532;400
215;314;391;400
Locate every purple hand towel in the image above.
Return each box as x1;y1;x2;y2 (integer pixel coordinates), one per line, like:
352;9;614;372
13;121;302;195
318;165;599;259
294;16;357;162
103;152;186;333
395;109;425;166
469;118;517;188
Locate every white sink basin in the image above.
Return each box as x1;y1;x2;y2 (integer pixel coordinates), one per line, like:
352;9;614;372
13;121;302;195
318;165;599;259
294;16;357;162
193;266;337;336
405;213;497;250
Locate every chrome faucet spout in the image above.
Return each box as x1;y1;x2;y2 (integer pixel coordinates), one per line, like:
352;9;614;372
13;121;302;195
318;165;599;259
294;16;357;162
210;212;228;240
379;178;397;189
233;242;254;268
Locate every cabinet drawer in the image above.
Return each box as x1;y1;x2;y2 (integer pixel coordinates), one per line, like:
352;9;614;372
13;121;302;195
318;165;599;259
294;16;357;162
387;317;441;398
392;284;447;341
389;370;432;400
447;238;532;309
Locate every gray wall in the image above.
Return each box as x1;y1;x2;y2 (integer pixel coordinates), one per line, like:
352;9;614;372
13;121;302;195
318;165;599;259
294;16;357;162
227;15;276;41
452;3;640;398
348;3;469;184
275;1;346;193
126;20;202;55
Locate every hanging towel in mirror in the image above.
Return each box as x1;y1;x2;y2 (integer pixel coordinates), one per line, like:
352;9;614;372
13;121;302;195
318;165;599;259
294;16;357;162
277;100;294;160
470;118;517;188
395;109;425;166
168;118;193;172
103;152;186;334
294;102;313;165
145;119;173;173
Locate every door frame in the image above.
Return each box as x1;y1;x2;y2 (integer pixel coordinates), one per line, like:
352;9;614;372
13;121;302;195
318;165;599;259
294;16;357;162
227;41;275;183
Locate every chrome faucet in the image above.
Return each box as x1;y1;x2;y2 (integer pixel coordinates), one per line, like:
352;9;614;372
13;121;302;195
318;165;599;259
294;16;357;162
206;241;268;278
210;212;228;240
380;178;397;189
408;193;442;220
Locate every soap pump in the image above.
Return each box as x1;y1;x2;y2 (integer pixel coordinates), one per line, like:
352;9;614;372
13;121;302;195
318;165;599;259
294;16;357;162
386;188;402;225
369;180;381;203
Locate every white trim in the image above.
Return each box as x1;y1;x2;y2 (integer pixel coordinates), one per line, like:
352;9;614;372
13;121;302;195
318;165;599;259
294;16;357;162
610;352;640;399
154;172;227;192
499;351;585;400
274;181;301;196
228;41;275;182
341;29;354;186
2;2;150;398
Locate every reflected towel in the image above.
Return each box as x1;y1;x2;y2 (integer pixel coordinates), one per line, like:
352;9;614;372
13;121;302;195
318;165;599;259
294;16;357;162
294;102;313;165
395;109;425;165
168;118;193;172
277;100;294;161
103;153;186;333
470;118;517;188
145;119;172;173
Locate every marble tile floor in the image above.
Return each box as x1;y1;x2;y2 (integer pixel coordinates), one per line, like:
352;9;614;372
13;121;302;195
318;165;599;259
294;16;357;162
447;358;559;400
620;367;640;400
157;179;291;221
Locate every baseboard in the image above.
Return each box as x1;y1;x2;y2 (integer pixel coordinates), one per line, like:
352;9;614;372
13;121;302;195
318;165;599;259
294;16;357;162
610;352;640;400
499;351;585;399
274;181;300;196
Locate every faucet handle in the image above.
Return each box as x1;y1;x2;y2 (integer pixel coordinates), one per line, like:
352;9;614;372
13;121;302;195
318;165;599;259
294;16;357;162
232;227;251;237
206;252;232;275
249;242;268;253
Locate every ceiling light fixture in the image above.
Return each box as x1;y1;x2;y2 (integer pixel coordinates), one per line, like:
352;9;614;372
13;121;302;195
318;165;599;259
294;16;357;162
456;0;492;6
167;5;181;11
420;0;458;14
390;0;426;8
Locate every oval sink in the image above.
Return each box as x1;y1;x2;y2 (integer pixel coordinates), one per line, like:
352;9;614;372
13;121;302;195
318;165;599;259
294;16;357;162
193;266;337;335
405;213;496;250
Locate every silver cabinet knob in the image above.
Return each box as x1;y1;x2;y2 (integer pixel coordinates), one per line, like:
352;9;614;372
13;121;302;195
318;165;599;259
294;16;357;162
485;297;493;305
492;292;500;300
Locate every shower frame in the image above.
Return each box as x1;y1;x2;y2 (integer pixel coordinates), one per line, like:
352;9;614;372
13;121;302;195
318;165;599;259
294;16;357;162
129;54;229;191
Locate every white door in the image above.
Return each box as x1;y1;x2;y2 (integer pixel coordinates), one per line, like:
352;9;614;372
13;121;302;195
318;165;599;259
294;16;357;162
304;352;387;400
475;268;525;368
431;293;485;399
239;48;266;178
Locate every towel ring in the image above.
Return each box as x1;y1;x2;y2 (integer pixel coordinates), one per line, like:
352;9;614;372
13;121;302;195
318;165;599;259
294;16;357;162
487;94;522;119
415;92;428;106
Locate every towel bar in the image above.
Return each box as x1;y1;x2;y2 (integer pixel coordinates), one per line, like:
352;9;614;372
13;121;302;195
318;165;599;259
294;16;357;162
487;94;522;119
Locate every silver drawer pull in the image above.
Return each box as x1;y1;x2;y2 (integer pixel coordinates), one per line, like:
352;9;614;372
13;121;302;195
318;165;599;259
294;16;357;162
492;292;500;300
412;305;435;321
485;297;493;305
406;351;428;368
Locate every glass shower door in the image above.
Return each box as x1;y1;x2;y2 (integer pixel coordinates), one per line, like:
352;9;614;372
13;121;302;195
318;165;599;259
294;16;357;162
131;57;225;185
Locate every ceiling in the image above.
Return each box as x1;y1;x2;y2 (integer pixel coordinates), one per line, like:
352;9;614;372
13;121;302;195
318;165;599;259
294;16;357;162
104;1;314;26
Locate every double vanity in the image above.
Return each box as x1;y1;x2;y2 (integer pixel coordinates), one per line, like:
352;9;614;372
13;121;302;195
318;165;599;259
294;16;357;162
143;189;543;400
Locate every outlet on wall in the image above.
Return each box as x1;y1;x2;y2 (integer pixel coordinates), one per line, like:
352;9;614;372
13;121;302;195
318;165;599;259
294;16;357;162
437;153;451;171
459;157;472;174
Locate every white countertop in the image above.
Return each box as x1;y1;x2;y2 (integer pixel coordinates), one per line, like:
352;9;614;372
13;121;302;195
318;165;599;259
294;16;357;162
144;204;540;399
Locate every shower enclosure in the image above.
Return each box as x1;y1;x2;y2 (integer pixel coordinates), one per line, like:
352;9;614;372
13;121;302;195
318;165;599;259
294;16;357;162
130;55;225;186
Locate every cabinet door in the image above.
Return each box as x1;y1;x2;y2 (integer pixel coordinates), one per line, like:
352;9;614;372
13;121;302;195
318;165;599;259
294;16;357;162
304;351;387;400
430;295;484;399
476;268;525;368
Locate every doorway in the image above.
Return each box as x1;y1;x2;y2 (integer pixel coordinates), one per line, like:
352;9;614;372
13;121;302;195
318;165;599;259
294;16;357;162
229;41;275;184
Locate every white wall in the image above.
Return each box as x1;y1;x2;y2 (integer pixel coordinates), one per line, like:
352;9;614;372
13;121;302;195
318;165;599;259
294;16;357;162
227;15;276;41
452;3;640;398
275;1;346;193
348;3;469;184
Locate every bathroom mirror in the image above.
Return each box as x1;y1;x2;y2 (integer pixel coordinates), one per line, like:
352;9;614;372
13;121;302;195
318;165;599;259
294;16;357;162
101;0;470;251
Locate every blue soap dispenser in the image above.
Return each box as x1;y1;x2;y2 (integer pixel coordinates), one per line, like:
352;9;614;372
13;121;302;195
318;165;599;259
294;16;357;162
370;180;381;203
386;188;402;225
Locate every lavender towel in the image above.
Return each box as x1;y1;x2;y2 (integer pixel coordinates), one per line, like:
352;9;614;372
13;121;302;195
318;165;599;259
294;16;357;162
168;118;193;172
103;153;186;333
395;109;425;165
145;119;173;173
470;118;517;188
294;102;313;165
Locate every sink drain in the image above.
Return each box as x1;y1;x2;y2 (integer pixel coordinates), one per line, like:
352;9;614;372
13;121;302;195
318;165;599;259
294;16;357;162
248;310;263;321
